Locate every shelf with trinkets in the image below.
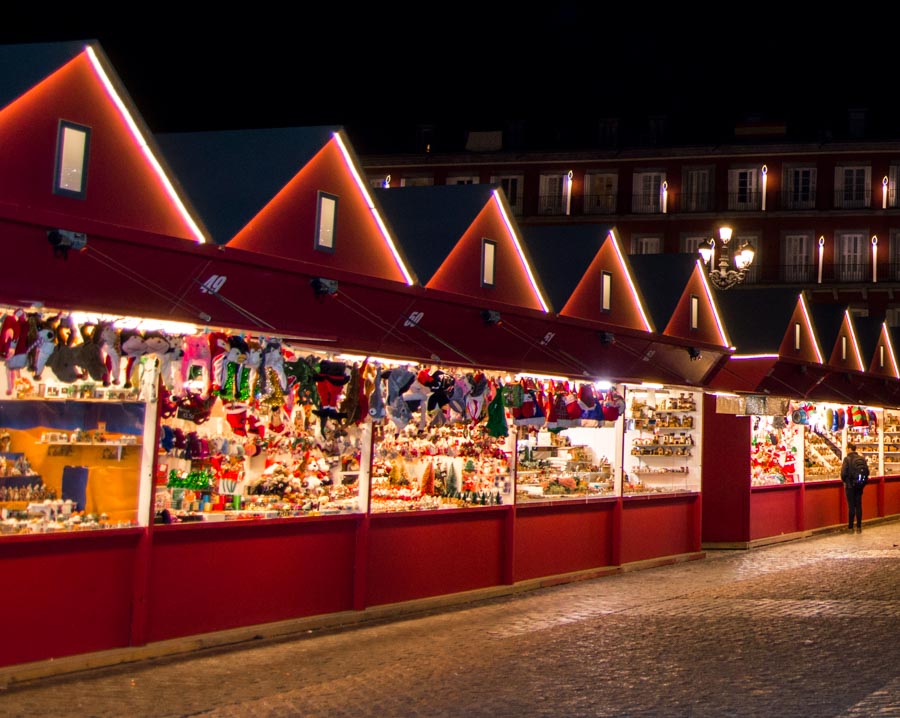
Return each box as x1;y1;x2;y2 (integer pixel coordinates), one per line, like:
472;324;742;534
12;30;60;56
622;384;701;495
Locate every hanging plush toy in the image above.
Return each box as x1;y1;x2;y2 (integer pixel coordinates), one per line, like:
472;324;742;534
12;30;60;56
120;329;149;389
313;360;351;428
181;333;212;397
219;335;249;402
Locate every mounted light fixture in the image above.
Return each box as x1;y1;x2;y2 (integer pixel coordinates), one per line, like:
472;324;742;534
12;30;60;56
311;277;339;297
698;226;755;290
482;309;502;326
687;347;702;361
47;229;87;259
598;331;616;345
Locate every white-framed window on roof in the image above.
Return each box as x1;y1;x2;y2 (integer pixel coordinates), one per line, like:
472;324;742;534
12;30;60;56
481;238;497;288
315;191;338;253
447;175;479;185
368;177;387;189
682;167;712;212
491;174;524;215
632;171;665;214
585;171;617;214
783;166;817;210
885;307;900;329
399;176;434;187
782;231;813;282
837;230;869;281
834;165;870;208
631;235;661;254
539;173;567;215
54;120;91;199
727;168;761;210
600;270;612;312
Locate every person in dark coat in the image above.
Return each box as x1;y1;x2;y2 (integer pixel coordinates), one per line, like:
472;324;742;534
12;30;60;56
840;442;869;532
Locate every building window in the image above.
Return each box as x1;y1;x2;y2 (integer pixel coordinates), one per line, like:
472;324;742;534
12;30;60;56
690;295;699;330
481;239;496;287
783;166;817;210
632;171;665;214
889;166;900;208
538;174;567;215
399;176;434;187
447;175;479;185
315;192;338;252
631;235;661;254
727;168;761;210
734;231;760;283
491;174;524;215
681;167;712;212
837;231;868;281
681;234;709;254
782;232;813;282
600;271;612;312
54;121;91;199
890;229;900;280
834;166;870;208
585;171;617;214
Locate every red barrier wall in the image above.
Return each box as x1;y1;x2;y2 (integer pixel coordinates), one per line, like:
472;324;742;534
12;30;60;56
365;507;509;606
620;494;700;565
146;516;360;642
0;529;142;667
513;499;616;581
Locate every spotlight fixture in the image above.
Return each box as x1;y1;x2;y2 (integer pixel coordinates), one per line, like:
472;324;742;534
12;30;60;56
599;331;616;345
47;229;87;259
687;347;702;361
310;277;339;297
482;310;502;326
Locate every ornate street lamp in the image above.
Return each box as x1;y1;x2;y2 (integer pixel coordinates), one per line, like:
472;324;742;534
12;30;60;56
698;226;755;290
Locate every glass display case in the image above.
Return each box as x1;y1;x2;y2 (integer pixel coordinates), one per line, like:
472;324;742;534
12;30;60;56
623;385;701;494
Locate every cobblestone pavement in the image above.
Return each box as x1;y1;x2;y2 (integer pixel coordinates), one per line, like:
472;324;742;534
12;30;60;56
3;520;900;718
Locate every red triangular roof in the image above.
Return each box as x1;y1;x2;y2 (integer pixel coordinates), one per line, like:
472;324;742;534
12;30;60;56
0;43;203;244
227;133;413;285
426;193;547;312
559;231;653;332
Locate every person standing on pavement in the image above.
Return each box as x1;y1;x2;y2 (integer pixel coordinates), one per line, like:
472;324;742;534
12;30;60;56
840;442;869;531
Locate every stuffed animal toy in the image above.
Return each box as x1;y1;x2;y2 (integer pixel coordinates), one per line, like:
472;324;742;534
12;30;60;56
75;323;112;384
313;360;351;423
219;335;250;402
4;310;33;394
120;329;149;389
94;321;121;386
284;354;319;407
144;332;183;391
181;333;212;397
207;331;229;396
31;325;57;380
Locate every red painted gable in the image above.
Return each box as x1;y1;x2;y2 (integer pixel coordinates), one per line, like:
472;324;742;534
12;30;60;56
0;50;198;242
227;136;410;285
560;233;651;331
777;296;823;364
427;199;545;311
662;264;729;348
825;313;864;371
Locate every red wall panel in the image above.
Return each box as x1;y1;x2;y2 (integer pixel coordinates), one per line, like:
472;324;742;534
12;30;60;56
620;495;700;565
700;395;751;544
146;517;359;643
0;530;141;667
750;485;801;540
883;476;900;516
365;508;508;606
803;482;844;529
513;500;615;582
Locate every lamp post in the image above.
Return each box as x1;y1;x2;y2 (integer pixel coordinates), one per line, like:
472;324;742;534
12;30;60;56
698;226;755;290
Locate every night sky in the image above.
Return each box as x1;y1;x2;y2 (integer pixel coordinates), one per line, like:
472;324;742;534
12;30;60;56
0;9;890;150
